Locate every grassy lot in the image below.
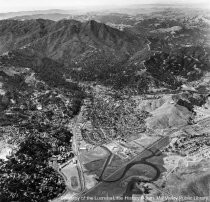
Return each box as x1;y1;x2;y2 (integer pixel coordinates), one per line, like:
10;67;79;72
80;147;109;164
61;163;81;192
80;137;169;201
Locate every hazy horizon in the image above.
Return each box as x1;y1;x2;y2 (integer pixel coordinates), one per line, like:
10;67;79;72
0;0;210;13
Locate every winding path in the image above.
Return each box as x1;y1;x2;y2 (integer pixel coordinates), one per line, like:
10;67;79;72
99;147;161;183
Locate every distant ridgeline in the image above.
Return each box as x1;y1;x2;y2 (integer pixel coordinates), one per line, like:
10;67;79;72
0;19;209;93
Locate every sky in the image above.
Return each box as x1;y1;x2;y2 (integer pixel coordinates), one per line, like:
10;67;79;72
0;0;210;13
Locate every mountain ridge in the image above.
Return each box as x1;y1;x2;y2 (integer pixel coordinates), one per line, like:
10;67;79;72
0;18;209;93
0;19;146;62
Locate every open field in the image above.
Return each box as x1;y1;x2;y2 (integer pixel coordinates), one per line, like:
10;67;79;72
84;173;98;190
0;147;12;160
0;142;12;160
133;135;160;147
82;135;163;179
84;158;107;177
61;163;81;193
79;153;166;201
80;146;109;164
77;137;169;202
101;136;167;178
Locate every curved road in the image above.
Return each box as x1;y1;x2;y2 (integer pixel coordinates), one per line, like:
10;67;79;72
100;149;161;183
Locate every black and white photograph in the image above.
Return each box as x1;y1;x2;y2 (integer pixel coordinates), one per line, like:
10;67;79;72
0;0;210;201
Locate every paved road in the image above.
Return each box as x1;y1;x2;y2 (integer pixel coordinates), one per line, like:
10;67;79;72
72;110;86;192
51;112;85;202
53;99;210;202
97;146;113;181
73;136;169;202
100;136;168;183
